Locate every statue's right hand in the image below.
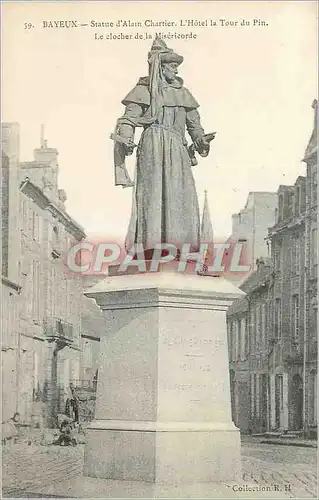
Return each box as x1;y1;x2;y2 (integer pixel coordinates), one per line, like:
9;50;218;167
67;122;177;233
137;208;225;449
124;145;135;156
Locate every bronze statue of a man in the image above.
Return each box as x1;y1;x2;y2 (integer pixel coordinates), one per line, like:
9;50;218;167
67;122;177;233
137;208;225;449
112;37;213;257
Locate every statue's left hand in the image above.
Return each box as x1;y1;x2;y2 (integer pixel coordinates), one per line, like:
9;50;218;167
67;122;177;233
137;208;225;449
195;136;210;157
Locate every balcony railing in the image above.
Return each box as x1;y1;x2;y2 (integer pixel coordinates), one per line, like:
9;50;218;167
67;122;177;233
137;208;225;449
70;379;97;391
44;317;74;342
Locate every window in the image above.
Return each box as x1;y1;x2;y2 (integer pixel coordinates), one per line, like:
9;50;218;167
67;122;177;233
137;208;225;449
231;322;236;361
227;322;231;356
292;235;300;275
291;295;300;342
52;226;61;258
275;299;282;339
275;374;284;411
261;303;266;348
33;352;39;401
244;317;249;355
65;277;70;318
278;194;284;221
275;241;282;272
312;168;317;206
53;226;59;245
287;192;293;218
253;374;257;417
294;186;300;216
250;310;256;352
227;321;235;362
309;371;317;425
32;212;40;242
251;374;255;417
20;198;28;232
241;317;246;359
237;320;242;360
52;267;58;317
311;228;317;271
32;260;40;320
256;306;260;348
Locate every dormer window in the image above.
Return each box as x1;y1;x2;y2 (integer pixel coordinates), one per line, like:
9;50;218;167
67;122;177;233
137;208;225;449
278;194;284;221
52;225;61;259
287;191;293;218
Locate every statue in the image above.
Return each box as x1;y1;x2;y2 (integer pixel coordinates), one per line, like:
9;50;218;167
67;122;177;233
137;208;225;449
111;36;215;258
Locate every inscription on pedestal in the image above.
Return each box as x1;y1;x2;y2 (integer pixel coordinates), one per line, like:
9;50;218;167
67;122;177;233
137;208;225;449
159;331;228;418
163;336;225;349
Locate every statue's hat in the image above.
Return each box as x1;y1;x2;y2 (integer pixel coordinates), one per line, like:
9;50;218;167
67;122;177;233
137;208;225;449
148;36;183;66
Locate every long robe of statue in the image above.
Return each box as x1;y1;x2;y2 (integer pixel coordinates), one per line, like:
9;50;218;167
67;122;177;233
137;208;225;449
112;37;212;255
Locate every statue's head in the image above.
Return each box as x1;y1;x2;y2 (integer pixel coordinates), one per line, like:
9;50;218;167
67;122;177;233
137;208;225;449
148;36;183;84
161;61;180;83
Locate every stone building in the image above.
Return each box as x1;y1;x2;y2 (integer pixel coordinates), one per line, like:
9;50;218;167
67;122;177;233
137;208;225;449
1;124;105;425
18;174;86;423
227;296;249;432
303;99;317;435
1;123;21;421
78;276;106;389
227;101;318;436
267;176;308;432
227;258;272;434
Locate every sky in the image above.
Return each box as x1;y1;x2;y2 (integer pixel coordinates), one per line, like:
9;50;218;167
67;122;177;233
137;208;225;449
2;1;318;242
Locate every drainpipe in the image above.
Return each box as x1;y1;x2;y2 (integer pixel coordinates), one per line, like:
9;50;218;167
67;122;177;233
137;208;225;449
302;181;309;437
16;331;21;414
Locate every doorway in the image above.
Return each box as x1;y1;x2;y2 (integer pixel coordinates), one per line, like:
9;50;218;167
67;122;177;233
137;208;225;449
291;374;303;430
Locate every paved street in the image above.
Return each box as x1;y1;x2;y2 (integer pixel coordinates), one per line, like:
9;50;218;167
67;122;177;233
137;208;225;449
238;437;317;499
2;438;317;499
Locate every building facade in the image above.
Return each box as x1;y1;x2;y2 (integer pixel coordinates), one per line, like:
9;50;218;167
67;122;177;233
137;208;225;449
1;124;21;421
229;191;278;277
78;276;106;389
227;296;249;432
227;101;317;436
303;99;318;435
1;124;105;426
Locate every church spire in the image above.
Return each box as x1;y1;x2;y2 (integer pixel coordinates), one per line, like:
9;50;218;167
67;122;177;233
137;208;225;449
201;190;214;246
199;191;214;275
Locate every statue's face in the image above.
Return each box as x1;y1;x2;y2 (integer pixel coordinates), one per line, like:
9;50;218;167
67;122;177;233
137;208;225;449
162;62;178;83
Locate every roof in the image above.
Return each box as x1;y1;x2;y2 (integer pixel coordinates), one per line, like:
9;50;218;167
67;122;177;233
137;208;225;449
227;296;248;317
239;265;270;294
20;177;86;241
303;99;317;161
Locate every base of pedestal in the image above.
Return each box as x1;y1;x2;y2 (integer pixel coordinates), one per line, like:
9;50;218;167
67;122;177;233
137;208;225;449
84;420;242;483
83;271;245;485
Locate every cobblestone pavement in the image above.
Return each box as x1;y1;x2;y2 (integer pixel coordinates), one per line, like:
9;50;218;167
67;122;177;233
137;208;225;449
234;437;318;499
2;444;85;497
2;438;317;498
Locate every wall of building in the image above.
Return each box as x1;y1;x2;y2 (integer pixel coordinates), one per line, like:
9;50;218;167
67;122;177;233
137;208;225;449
227;102;317;436
1;123;21;422
1;279;20;421
227;297;250;432
1;123;20;282
1;124;104;426
230;192;277;275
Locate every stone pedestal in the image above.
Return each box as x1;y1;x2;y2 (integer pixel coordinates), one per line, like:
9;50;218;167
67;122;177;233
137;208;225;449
84;271;244;484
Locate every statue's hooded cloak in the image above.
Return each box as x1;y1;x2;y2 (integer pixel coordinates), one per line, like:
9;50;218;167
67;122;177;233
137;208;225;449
115;37;206;254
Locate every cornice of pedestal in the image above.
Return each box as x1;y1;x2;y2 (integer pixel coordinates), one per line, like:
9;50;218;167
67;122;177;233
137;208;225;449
87;419;239;433
84;272;245;311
